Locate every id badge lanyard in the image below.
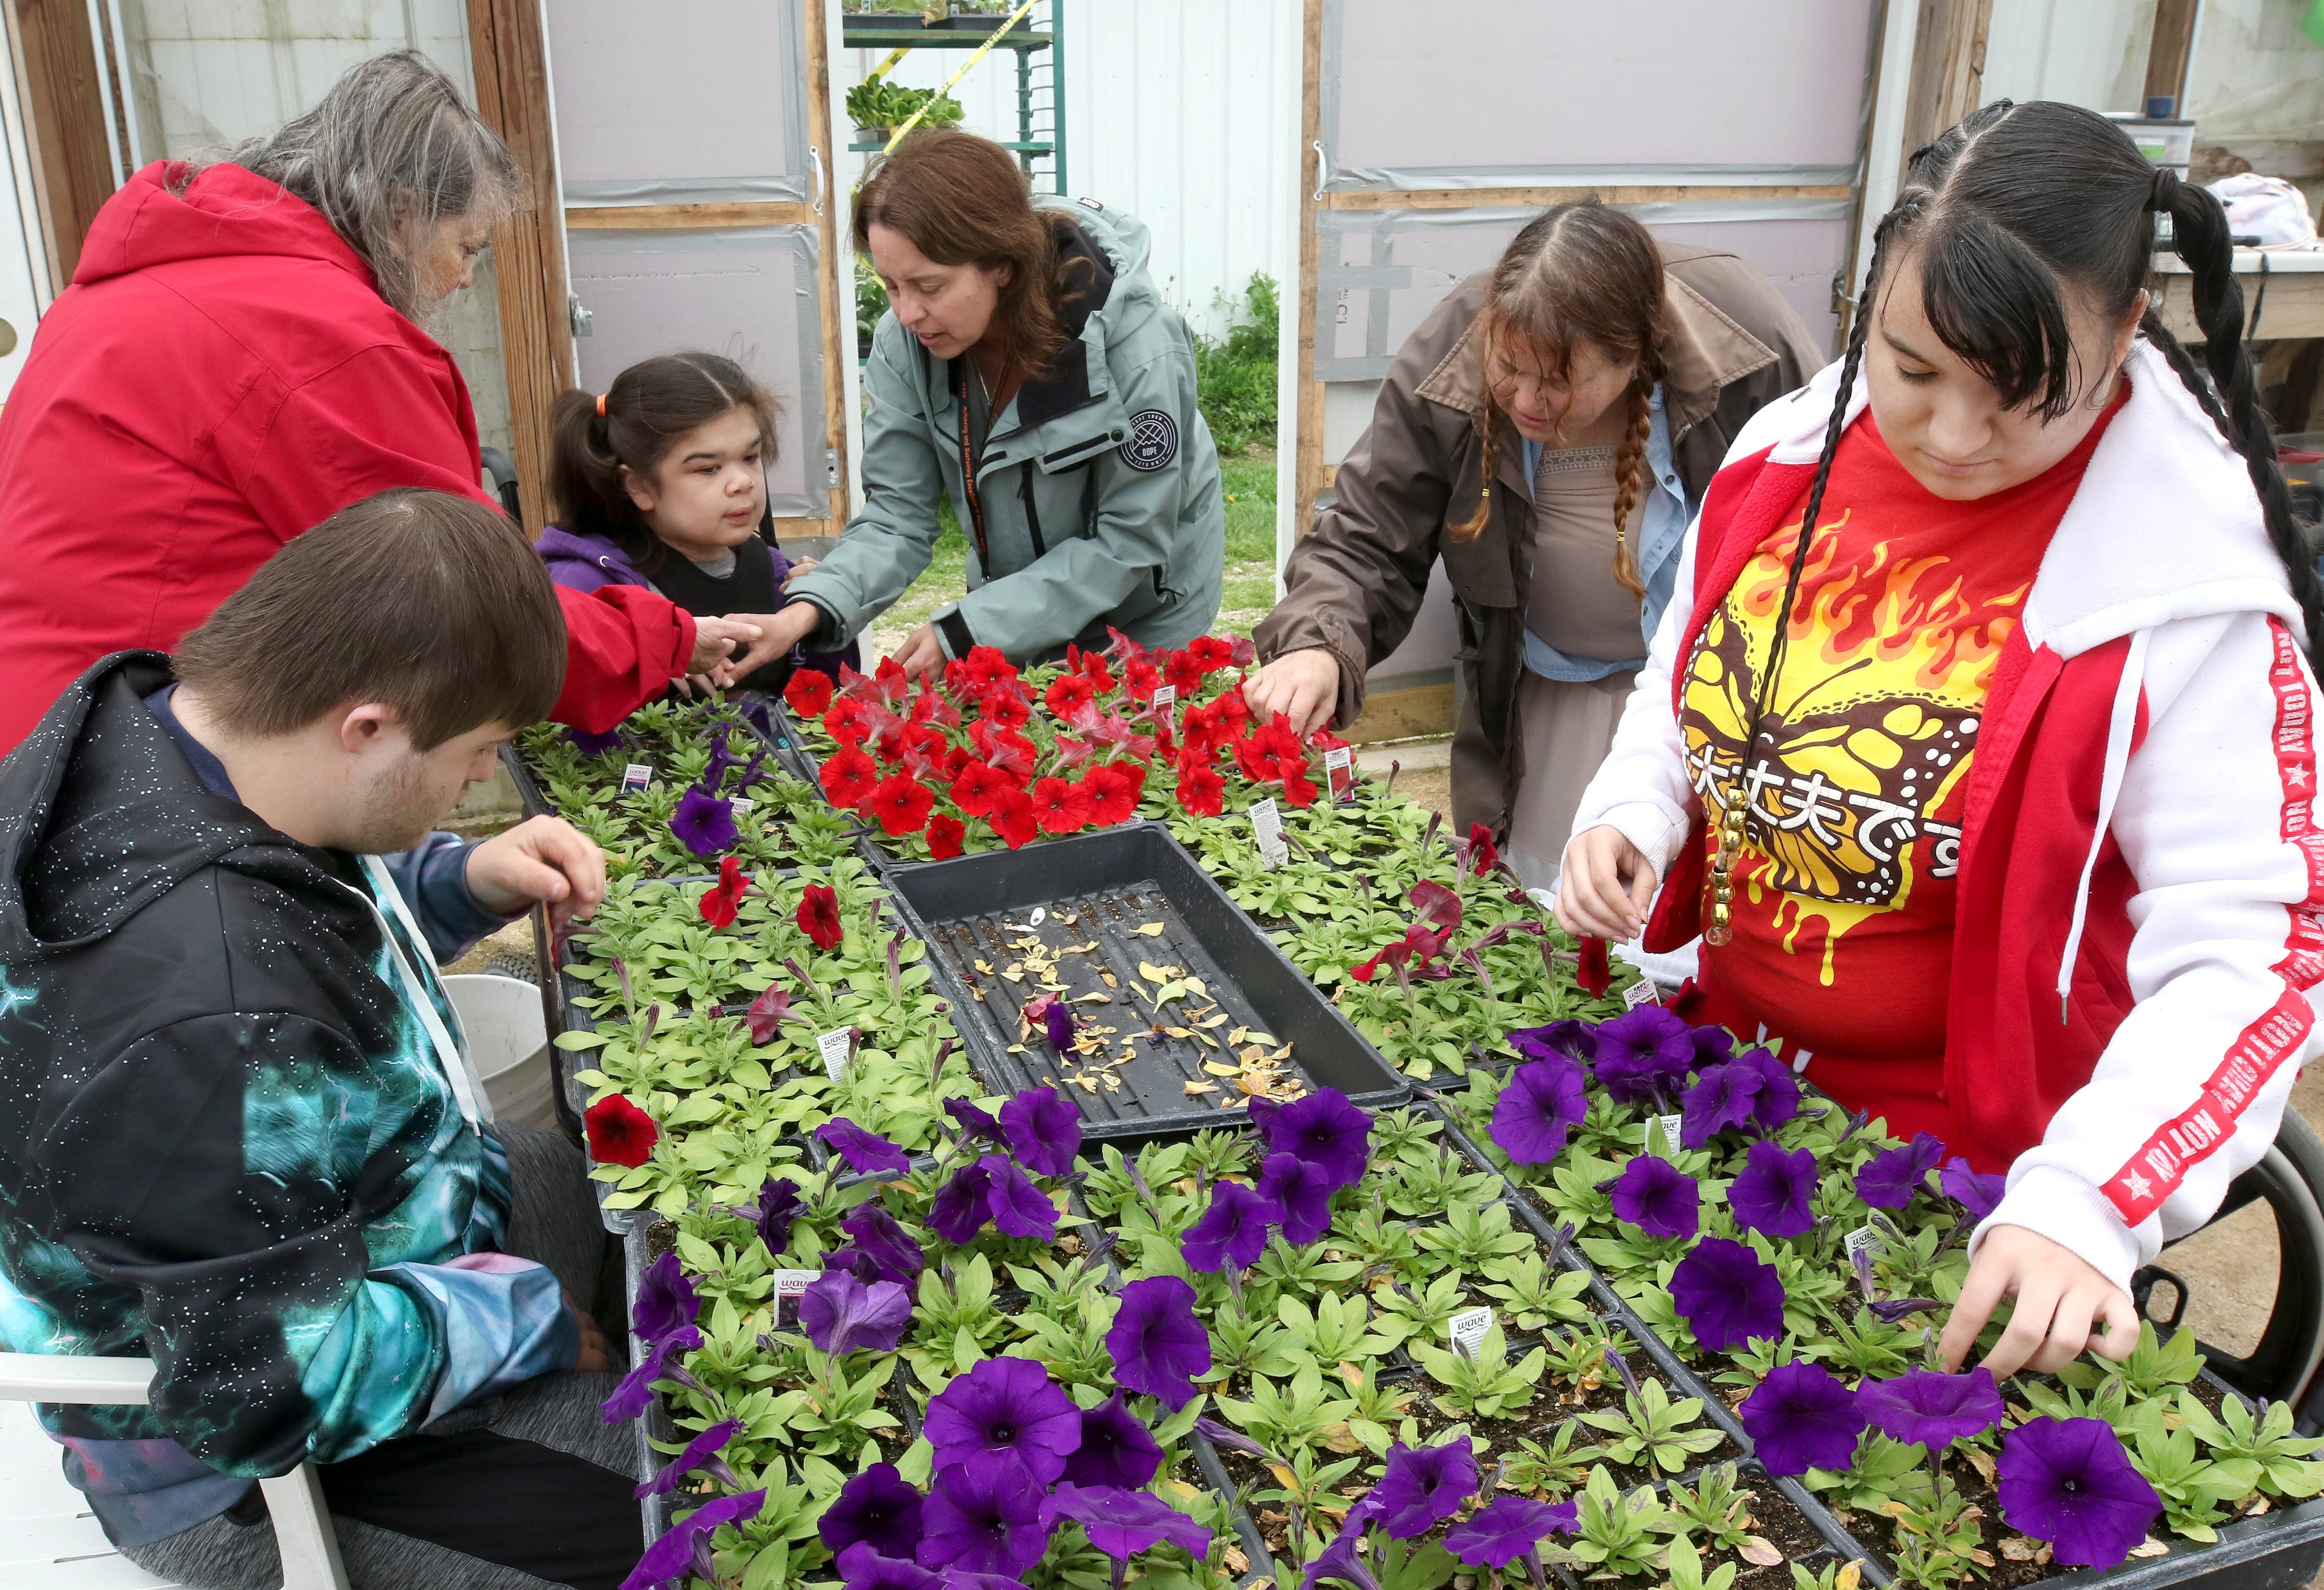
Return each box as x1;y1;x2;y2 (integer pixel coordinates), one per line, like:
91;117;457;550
350;854;490;1128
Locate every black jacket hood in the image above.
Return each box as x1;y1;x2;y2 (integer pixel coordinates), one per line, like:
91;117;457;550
0;651;319;964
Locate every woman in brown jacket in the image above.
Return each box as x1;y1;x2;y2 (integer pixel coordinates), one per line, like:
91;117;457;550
1250;200;1820;888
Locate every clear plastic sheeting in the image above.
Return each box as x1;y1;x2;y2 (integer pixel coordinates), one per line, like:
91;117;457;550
1319;0;1876;192
546;0;810;207
1314;202;1849;383
565;227;826;516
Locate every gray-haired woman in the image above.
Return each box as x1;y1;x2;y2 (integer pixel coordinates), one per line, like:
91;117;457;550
0;48;753;755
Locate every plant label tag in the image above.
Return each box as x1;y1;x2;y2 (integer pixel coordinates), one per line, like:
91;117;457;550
1844;1225;1886;1261
1623;979;1661;1009
1649;1114;1685;1157
1324;744;1355;803
1152;684;1177;711
1447;1306;1495;1359
1028;907;1047;928
817;1027;856;1081
728;796;754;814
1250;798;1288;869
769;1268;817;1328
621;762;652;792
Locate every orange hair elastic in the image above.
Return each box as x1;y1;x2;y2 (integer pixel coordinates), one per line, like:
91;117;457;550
595;392;608;417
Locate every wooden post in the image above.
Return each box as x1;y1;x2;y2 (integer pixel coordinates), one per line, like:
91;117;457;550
803;0;848;535
1897;0;1993;184
6;0;114;284
1292;0;1324;544
2143;0;2199;115
465;0;572;534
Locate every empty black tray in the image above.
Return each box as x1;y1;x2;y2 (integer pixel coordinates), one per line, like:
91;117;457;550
880;821;1405;1139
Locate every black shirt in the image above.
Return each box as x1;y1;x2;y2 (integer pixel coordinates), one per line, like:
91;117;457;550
650;537;792;695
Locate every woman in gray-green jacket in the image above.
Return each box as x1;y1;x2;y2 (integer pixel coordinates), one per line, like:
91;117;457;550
752;130;1224;677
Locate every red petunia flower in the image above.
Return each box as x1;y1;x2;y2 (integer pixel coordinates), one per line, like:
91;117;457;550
1079;654;1116;694
784;668;834;719
926;813;967;860
1163;649;1206;696
699;855;748;928
867;772;936;836
989;787;1039;849
943;657;975;697
823;698;873;747
797;883;844;951
1467;821;1501;876
871;655;910;703
1189;635;1236;669
1124;658;1160;703
584;1094;659;1166
979;687;1032;729
949;758;1011;818
1350;954;1381;983
1577;936;1613;998
1214;686;1252;738
1030;775;1092;835
1281;768;1319;809
1044;673;1098;721
821;744;878;808
970;721;1039;782
1175;759;1226;817
1083;762;1140;826
964;644;1017;690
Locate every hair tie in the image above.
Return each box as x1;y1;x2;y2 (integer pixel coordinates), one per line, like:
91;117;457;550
595;392;608;417
2147;165;2179;213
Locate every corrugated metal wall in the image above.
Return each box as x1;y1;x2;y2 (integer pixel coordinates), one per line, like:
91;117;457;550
837;0;1298;342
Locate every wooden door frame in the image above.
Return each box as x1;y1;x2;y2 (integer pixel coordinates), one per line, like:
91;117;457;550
5;0;112;287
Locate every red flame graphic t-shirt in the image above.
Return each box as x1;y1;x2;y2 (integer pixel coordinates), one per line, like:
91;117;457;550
1677;393;2125;1100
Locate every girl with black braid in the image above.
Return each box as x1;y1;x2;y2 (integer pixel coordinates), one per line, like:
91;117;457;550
1558;101;2324;1382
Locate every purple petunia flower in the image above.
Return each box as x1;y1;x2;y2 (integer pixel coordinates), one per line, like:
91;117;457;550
624;1487;766;1590
633;1249;700;1343
916;1458;1051;1577
1998;1417;2164;1570
1679;1061;1763;1149
1442;1496;1579;1569
999;1086;1082;1177
569;724;625;756
1196;1416;1271;1460
1941;1156;2006;1222
1061;1391;1166;1489
1304;1517;1386;1590
820;1462;928;1561
1105;1276;1213;1410
1857;1366;2005;1449
1855;1132;1946;1209
1590;1007;1696;1104
930;1161;995;1245
749;1178;805;1256
1370;1438;1480;1539
1508;1020;1596;1065
1609;1156;1700;1240
1729;1139;1820;1239
824;1247;885;1285
1256;1087;1373;1191
819;1119;912;1177
1728;1045;1800;1130
924;1356;1083;1484
1490;1056;1589;1165
1669;1238;1786;1352
838;1544;941;1590
1740;1361;1866;1477
1690;1026;1736;1070
944;1097;1010;1147
1182;1179;1276;1273
634;1418;742;1498
670;782;740;858
841;1202;927;1285
979;1153;1058;1240
601;1325;703;1424
934;1570;1028;1590
1256;1152;1335;1246
800;1270;913;1357
1043;1003;1078;1056
1041;1482;1212;1562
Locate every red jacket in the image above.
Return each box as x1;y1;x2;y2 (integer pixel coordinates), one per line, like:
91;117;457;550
0;161;692;750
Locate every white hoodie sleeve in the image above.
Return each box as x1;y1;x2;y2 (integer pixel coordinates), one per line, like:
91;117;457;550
1563;525;1703;882
1979;610;2324;1294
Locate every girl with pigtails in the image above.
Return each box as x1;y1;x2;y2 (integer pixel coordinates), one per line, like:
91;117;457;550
1251;200;1820;888
1556;101;2324;1381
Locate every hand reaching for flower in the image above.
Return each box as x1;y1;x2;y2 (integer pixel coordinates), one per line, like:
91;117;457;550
465;814;606;933
1555;824;1656;941
1939;1223;2140;1379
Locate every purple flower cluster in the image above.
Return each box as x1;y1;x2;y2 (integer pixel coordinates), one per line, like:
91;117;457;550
1309;1438;1544;1590
1181;1089;1375;1274
602;1251;706;1424
1590;1007;1696;1105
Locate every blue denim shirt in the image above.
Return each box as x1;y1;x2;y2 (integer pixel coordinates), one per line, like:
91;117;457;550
1517;384;1690;682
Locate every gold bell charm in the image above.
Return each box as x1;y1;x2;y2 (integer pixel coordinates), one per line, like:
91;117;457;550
1703;800;1746;947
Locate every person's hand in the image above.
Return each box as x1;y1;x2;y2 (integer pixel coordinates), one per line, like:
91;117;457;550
1939;1224;2140;1378
1246;649;1341;736
466;815;607;933
1554;825;1656;940
781;557;818;588
715;605;822;686
890;623;946;680
687;615;757;680
565;1291;609;1373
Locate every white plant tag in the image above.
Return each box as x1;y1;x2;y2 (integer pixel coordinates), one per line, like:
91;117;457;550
769;1268;817;1327
1447;1306;1496;1359
1323;743;1355;803
818;1027;856;1081
1152;684;1177;711
1028;907;1047;928
1844;1225;1886;1261
1623;979;1660;1009
1650;1114;1686;1157
728;795;754;814
1250;798;1289;869
621;762;652;792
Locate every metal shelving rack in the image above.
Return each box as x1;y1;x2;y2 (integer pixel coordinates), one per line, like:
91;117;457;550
840;5;1066;193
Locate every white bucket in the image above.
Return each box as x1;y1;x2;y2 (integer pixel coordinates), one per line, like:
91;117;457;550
442;974;557;1129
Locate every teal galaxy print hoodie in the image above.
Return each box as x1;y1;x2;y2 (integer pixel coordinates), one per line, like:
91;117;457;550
0;652;574;1546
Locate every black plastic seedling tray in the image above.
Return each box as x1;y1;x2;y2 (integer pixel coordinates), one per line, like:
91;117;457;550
881;821;1405;1139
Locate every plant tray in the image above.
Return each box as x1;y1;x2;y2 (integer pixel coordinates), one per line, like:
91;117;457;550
881;821;1404;1139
